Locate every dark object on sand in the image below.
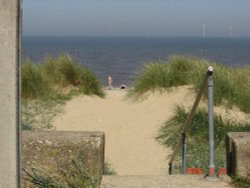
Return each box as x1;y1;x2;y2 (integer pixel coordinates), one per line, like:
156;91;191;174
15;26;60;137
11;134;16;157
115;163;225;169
120;84;127;89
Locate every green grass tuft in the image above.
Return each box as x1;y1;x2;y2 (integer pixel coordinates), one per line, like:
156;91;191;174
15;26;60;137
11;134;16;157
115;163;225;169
22;54;104;100
156;106;250;173
43;54;105;97
21;60;51;99
23;159;99;188
129;55;250;113
23;160;116;187
104;162;116;175
22;54;105;130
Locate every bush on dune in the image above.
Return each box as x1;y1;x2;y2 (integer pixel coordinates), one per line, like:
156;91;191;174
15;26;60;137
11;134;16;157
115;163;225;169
129;55;250;113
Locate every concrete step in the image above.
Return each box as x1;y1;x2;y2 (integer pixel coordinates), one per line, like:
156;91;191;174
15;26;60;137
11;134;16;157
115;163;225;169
101;175;232;188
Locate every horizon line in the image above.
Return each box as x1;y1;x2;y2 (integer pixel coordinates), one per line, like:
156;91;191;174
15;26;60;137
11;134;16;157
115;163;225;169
22;35;250;38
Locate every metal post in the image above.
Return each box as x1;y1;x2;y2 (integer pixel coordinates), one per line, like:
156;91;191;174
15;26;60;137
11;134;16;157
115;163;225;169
207;66;216;177
169;163;172;175
182;133;187;174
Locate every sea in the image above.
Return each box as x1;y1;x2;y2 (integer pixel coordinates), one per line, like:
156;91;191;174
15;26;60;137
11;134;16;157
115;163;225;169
22;36;250;87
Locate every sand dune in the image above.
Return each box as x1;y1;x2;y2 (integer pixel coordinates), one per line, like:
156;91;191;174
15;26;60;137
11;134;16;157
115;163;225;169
53;86;249;175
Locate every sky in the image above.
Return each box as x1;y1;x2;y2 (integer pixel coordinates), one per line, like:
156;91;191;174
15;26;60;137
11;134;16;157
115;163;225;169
23;0;250;37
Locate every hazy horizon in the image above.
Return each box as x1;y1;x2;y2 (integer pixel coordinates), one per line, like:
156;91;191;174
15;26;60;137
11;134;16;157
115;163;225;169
24;0;250;37
23;35;250;38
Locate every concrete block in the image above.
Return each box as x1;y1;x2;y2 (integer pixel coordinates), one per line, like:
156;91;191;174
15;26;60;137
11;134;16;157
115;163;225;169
226;132;250;178
22;131;105;187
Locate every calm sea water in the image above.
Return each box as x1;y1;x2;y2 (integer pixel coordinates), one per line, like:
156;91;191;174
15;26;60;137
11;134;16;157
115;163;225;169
22;36;250;86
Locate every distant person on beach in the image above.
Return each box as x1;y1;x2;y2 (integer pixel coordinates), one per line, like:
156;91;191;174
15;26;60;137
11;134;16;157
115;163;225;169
107;75;113;90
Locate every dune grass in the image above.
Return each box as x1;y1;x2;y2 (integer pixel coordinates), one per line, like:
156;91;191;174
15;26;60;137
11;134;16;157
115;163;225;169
22;54;104;100
22;60;52;99
129;55;250;113
21;99;64;130
21;54;104;130
23;159;99;188
42;54;104;97
156;106;250;174
23;160;115;188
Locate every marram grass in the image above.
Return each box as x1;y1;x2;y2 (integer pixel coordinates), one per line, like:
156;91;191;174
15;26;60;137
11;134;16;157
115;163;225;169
21;60;51;99
156;106;250;174
129;55;250;113
23;159;99;188
22;54;104;100
42;54;104;97
23;160;115;188
21;54;104;130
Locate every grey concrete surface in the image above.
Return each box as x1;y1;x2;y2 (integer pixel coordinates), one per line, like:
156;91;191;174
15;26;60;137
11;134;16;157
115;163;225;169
226;132;250;178
22;131;105;187
101;175;232;188
0;0;21;187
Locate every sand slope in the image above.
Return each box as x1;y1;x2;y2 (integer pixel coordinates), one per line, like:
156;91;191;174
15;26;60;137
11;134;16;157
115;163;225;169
54;86;196;175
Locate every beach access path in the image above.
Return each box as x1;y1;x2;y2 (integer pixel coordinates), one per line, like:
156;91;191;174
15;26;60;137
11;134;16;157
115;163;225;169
54;86;197;175
53;86;240;187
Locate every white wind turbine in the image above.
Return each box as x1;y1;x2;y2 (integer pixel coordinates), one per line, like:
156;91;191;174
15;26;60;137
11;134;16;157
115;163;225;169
202;24;206;37
229;26;233;37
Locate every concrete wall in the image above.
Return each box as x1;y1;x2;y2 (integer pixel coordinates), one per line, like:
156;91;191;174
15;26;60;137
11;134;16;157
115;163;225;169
226;132;250;178
0;0;21;187
22;131;105;187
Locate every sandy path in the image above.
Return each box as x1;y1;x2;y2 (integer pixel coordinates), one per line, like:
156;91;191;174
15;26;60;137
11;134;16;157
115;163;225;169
54;86;196;175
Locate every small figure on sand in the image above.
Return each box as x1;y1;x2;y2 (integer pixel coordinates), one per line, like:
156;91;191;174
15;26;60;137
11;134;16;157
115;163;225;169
107;75;113;90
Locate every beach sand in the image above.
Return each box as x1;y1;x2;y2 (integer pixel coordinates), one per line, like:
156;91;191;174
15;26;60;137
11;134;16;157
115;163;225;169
53;86;196;175
53;86;249;176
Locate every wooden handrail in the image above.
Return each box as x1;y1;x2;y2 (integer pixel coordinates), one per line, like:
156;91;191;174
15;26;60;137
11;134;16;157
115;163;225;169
168;71;210;174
